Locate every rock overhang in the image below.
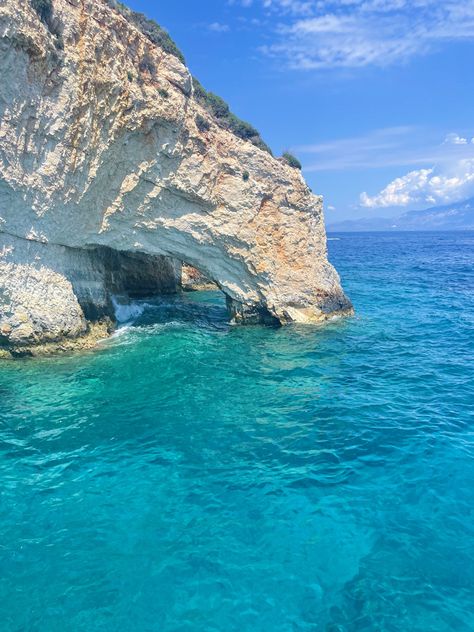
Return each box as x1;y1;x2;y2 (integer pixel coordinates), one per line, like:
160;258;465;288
0;0;352;354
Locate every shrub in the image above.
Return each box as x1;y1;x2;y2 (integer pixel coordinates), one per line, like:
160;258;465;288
192;77;208;103
282;152;302;170
105;0;185;64
242;171;249;182
104;2;272;155
251;136;273;155
192;76;272;155
158;88;169;98
131;14;185;63
195;114;210;133
127;70;134;82
207;93;230;119
227;113;258;140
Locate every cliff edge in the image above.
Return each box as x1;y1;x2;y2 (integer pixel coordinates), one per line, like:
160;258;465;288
0;0;351;355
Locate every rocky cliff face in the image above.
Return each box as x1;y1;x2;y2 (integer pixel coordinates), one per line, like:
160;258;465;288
0;0;351;354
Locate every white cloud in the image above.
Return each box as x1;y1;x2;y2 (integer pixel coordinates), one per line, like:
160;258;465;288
295;127;474;172
207;22;230;32
294;127;474;208
360;159;474;208
257;0;314;14
250;0;474;69
444;133;468;145
229;0;254;6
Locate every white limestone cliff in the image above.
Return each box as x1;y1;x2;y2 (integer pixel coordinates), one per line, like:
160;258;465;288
0;0;352;354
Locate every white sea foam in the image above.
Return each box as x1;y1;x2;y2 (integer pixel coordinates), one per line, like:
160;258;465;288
109;324;133;338
111;296;145;323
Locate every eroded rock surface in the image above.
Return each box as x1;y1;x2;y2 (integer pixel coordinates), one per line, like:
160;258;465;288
181;265;217;292
0;0;351;353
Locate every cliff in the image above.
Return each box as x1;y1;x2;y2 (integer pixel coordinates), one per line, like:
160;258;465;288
0;0;351;355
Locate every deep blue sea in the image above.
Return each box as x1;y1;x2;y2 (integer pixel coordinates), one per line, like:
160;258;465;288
1;232;473;631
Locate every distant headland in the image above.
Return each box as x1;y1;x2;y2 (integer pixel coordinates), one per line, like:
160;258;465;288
328;198;474;232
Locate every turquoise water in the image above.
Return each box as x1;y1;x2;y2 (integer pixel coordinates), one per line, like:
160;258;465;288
1;232;473;631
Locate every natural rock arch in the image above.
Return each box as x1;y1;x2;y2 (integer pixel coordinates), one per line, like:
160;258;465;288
0;0;351;353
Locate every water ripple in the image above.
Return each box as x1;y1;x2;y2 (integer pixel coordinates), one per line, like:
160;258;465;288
0;233;473;630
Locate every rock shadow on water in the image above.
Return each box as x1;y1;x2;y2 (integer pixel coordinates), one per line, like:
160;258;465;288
109;290;230;339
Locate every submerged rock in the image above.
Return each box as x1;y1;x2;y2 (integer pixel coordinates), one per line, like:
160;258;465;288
0;0;351;354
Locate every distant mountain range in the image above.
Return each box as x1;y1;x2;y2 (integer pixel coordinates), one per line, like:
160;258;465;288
328;197;474;232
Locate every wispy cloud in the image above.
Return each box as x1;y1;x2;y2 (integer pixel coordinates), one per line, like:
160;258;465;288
444;133;469;146
207;22;231;32
231;0;313;12
294;126;474;207
294;127;474;172
297;126;416;170
360;159;474;207
236;0;474;69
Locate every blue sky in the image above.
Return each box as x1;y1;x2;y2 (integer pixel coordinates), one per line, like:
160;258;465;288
126;0;474;221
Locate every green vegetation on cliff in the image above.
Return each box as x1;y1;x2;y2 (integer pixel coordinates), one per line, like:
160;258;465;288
281;152;302;170
192;77;272;154
103;1;272;154
31;0;277;156
105;0;185;63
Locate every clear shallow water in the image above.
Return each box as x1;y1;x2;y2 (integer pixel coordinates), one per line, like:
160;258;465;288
1;232;473;631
